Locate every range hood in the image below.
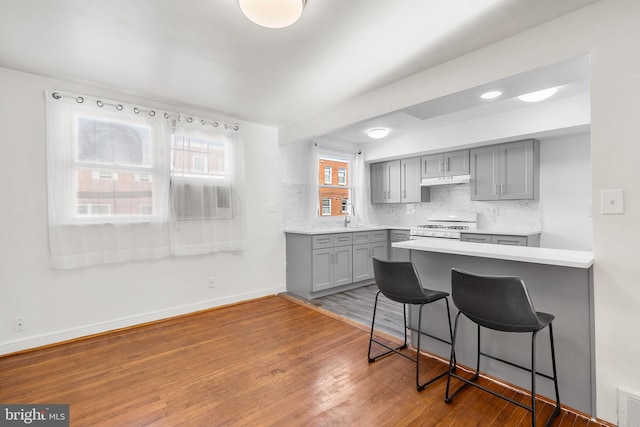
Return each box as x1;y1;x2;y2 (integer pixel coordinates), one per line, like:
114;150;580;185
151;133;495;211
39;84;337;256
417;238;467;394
420;175;471;186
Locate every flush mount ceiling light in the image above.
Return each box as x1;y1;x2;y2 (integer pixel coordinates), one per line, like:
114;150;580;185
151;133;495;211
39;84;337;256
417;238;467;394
239;0;306;29
480;90;503;100
367;128;390;139
518;87;558;103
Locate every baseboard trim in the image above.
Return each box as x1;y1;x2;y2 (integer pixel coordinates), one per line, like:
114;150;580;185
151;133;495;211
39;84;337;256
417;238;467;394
1;286;285;356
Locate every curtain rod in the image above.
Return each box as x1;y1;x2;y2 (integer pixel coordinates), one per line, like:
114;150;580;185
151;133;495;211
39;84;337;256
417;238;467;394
49;90;240;132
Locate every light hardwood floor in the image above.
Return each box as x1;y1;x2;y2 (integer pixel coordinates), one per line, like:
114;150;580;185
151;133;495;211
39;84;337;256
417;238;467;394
0;296;609;426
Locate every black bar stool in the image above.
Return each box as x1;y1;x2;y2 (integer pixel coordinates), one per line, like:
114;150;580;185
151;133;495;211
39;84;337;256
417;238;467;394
368;257;454;391
445;268;561;427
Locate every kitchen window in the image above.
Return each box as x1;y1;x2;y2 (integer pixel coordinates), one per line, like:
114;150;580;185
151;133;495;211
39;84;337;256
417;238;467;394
318;153;351;217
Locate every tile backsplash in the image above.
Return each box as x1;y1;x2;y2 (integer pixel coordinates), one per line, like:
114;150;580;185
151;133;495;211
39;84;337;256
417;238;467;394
283;182;541;232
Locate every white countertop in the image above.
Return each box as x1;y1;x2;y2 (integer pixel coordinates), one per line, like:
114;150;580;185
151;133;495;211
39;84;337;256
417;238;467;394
393;239;593;269
461;229;541;236
284;225;393;235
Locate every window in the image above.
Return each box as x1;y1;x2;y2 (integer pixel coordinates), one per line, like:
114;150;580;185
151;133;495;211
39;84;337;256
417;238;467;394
77;203;112;216
318;153;352;217
338;168;346;185
46;90;245;269
73;115;157;221
324;166;332;184
321;198;331;216
191;155;208;174
170;131;233;220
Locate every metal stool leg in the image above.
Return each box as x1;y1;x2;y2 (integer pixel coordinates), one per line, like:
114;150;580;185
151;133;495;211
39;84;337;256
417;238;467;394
368;291;408;363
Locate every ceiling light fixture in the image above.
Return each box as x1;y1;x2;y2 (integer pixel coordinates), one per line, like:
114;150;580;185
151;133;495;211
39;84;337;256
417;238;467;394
518;87;558;103
239;0;306;29
367;128;390;139
480;90;503;100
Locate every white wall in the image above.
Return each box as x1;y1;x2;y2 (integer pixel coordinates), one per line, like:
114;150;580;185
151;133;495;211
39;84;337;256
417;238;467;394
539;133;593;250
0;66;285;355
280;0;640;423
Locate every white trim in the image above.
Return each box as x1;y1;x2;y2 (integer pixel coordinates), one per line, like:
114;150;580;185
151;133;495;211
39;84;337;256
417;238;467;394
0;285;285;356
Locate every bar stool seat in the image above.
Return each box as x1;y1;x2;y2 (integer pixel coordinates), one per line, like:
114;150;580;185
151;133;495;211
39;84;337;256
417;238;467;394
368;257;454;391
445;268;561;427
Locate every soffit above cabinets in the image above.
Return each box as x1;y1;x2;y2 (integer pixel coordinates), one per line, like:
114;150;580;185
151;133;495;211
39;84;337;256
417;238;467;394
324;56;591;145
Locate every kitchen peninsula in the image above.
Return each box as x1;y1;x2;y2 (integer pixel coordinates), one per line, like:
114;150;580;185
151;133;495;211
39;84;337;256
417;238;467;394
392;238;595;416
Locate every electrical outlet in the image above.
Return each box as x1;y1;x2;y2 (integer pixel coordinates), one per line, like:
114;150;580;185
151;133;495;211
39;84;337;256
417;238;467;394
14;317;26;332
208;277;216;288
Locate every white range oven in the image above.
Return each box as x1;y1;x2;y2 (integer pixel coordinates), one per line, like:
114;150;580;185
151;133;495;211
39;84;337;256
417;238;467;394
409;211;478;241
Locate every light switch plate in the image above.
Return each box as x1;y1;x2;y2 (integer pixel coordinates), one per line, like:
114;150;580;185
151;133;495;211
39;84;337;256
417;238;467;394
601;189;624;214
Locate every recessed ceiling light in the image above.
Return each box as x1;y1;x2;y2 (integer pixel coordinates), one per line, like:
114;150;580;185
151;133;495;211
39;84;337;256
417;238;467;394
367;128;390;139
480;90;503;100
518;87;558;103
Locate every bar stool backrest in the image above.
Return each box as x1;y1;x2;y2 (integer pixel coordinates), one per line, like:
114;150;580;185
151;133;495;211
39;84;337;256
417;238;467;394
372;257;428;304
451;268;545;332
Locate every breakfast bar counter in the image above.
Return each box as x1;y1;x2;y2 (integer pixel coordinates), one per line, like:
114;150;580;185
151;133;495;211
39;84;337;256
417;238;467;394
391;239;595;416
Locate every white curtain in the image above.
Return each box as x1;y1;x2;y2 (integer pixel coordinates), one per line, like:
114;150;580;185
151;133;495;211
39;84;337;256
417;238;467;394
46;90;245;269
46;91;172;269
168;115;245;255
303;140;319;225
353;150;370;225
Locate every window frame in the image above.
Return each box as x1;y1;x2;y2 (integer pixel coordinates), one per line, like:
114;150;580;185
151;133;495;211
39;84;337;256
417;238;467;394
170;128;234;221
68;111;164;224
317;150;353;218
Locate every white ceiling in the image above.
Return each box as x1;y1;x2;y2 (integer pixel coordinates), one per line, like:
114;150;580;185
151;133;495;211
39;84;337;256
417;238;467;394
324;56;591;144
0;0;599;128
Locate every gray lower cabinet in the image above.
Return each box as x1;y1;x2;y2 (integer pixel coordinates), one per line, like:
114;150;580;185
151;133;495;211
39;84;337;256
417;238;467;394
470;139;539;201
389;229;411;261
352;230;388;282
312;245;353;291
286;230;388;299
460;233;540;247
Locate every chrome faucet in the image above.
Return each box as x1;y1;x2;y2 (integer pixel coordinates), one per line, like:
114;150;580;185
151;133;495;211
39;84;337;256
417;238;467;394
344;202;354;227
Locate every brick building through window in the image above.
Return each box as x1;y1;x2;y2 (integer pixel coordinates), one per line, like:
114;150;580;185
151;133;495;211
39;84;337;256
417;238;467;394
318;156;350;216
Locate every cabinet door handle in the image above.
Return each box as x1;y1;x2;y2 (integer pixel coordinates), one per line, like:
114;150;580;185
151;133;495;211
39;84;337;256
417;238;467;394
403;164;406;198
439;161;444;172
495;184;499;195
500;183;505;194
445;159;450;171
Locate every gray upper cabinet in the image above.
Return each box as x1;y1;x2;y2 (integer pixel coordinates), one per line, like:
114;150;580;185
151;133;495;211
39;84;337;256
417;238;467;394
470;139;539;201
370;160;401;203
371;157;427;204
401;157;422;203
421;150;470;178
